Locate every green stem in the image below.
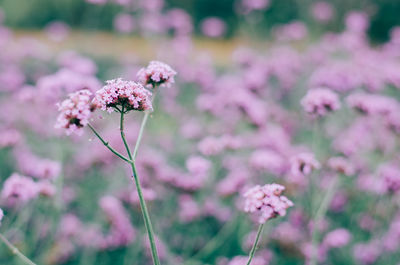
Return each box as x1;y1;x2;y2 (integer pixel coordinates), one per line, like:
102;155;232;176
246;223;264;265
119;110;161;265
309;176;339;265
87;123;132;164
0;233;36;265
132;111;150;160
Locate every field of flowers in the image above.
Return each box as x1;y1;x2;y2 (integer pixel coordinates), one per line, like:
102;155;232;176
1;0;400;265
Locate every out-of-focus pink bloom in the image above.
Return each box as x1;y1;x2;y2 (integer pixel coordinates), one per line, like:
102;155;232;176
241;0;270;12
100;196;136;248
114;14;135;34
201;17;226;38
37;181;57;197
379;164;400;193
311;1;334;22
353;240;381;264
274;21;308;42
0;208;3;225
249;149;286;175
290;153;320;177
59;214;82;238
178;194;201;222
55;89;95;135
1;173;39;204
322;228;351;249
0;128;22;148
345;11;369;33
45;21;70;42
57;51;98;75
186;156;211;175
301;88;341;117
327;157;355;176
244;183;293;223
165;9;193;36
137;61;176;88
141;0;164;12
346;93;399;116
94;78;152;113
198;136;225;156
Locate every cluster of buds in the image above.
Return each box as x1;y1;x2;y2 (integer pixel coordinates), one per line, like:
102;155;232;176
244;183;293;223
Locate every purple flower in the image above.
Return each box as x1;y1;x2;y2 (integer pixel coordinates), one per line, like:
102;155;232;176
301;88;341;117
93;78;152;113
55;89;96;135
244;183;293;223
137;61;177;88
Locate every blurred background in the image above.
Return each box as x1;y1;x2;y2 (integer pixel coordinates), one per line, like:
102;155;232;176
1;0;400;265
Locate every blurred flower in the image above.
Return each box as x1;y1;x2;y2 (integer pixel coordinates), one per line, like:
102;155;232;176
114;14;135;34
327;157;355;176
301;88;341;117
290;153;320;177
55;89;96;135
201;17;226;38
244;183;293;223
311;1;334;22
45;21;70;42
94;78;152;113
345;11;369;33
137;61;177;88
1;173;39;205
322;228;351;249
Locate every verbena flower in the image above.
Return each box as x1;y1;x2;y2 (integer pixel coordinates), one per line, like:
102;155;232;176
290;152;320;177
301;88;341;117
55;89;95;135
93;78;153;113
244;183;293;223
137;61;177;88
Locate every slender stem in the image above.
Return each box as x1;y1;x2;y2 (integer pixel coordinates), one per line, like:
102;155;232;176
0;233;36;265
309;176;339;265
119;110;160;265
132;111;150;160
246;223;264;265
87;123;132;164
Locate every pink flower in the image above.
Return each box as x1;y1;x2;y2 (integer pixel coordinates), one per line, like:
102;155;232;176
100;196;136;248
322;228;351;249
93;78;152;113
290;153;320;177
200;17;226;38
301;88;341;117
244;183;293;223
113;14;135;34
345;11;369;33
311;1;334;22
55;89;96;135
327;157;355;176
137;61;177;88
1;173;39;204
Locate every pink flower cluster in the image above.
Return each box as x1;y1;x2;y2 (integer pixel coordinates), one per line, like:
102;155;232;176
99;196;136;248
137;61;177;88
301;88;340;117
1;173;56;205
55;89;95;135
94;78;153;113
244;183;293;223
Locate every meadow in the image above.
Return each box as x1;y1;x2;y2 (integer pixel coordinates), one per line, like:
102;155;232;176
1;1;400;265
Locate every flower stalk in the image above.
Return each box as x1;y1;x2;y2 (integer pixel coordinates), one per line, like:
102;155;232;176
246;223;264;265
0;233;36;265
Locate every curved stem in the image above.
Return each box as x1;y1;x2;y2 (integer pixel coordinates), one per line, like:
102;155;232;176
87;123;132;164
246;223;264;265
119;110;160;265
309;176;339;265
0;233;36;265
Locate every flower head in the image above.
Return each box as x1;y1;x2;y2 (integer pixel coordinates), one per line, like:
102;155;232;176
290;152;320;177
55;89;95;135
93;78;153;113
244;183;293;223
137;61;177;88
301;88;341;117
